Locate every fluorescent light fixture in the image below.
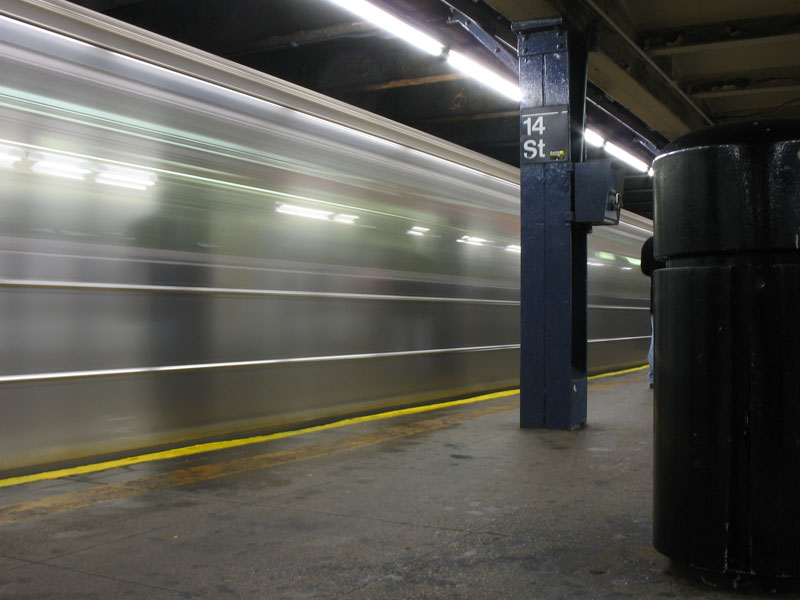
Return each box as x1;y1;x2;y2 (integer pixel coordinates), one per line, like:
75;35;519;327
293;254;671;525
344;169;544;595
624;256;641;266
334;214;359;224
621;266;633;271
276;203;333;221
326;0;443;56
29;151;91;180
595;251;616;261
588;261;605;267
325;1;520;102
0;144;24;169
505;244;522;253
604;142;650;173
586;128;655;173
95;165;157;191
447;50;521;101
407;230;424;236
584;129;605;148
457;235;487;246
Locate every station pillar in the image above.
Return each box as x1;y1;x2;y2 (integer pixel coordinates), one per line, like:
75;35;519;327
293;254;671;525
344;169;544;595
514;18;590;429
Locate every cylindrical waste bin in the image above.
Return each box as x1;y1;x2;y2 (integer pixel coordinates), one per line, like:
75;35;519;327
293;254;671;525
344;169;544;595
652;119;800;577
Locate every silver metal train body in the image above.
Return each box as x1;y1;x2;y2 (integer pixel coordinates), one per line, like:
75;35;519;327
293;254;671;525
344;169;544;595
0;1;651;472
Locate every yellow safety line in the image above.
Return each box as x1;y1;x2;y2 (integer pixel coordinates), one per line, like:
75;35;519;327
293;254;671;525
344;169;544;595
0;364;646;490
589;364;648;380
0;389;519;489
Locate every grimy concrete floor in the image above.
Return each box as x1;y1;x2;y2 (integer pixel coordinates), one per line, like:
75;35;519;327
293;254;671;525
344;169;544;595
0;369;792;599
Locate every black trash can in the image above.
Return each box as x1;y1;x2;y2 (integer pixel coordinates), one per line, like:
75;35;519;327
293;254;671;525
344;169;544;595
652;119;800;578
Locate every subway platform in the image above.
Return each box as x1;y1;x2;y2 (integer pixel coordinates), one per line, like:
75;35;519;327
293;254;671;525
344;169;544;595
0;369;778;599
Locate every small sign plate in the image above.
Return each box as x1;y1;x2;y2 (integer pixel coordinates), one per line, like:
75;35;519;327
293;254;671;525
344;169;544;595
520;106;570;163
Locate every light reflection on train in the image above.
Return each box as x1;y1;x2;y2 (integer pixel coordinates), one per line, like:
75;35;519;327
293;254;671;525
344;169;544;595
0;3;650;472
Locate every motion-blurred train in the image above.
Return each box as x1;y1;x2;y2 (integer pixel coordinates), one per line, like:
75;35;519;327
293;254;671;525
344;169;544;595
0;1;651;472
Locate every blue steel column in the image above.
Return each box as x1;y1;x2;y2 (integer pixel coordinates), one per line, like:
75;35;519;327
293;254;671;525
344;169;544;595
515;19;589;429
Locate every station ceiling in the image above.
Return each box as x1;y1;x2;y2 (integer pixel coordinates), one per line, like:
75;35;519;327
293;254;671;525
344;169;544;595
66;0;800;220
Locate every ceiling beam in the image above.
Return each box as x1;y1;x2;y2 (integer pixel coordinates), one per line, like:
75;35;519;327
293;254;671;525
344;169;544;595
411;109;519;124
589;25;709;136
440;0;516;47
486;0;712;140
335;73;467;93
714;98;800;122
642;14;800;57
446;9;518;75
222;21;377;57
409;111;521;157
586;83;667;153
690;79;800;100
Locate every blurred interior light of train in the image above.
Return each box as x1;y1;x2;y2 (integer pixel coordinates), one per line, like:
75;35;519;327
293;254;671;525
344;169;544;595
3;139;158;190
28;151;92;180
0;144;24;168
407;226;430;236
275;203;361;225
276;203;334;221
457;235;487;246
95;165;158;190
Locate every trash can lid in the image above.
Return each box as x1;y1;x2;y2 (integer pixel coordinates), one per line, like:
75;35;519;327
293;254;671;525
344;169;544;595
665;119;800;153
654;118;800;258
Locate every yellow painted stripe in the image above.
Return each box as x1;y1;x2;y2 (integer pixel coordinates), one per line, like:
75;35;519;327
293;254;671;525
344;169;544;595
0;388;519;489
0;365;646;490
589;364;648;380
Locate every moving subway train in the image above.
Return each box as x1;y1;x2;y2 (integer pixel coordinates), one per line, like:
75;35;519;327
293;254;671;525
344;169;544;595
0;1;651;472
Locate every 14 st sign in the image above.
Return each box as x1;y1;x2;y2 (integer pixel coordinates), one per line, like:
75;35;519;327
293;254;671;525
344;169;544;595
520;106;570;164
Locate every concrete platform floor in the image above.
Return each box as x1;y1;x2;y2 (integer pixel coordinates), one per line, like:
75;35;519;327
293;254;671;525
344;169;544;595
0;369;790;599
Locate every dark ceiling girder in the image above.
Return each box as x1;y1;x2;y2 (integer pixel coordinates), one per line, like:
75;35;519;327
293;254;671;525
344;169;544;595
540;0;711;132
642;13;800;56
222;21;377;57
586;84;666;155
336;72;466;92
594;25;710;133
440;0;516;46
440;0;518;74
447;11;518;75
411;109;519;124
690;79;800;100
494;0;713;136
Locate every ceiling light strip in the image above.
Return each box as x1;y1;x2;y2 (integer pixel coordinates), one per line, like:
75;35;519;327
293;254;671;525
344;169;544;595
326;0;443;56
325;1;655;165
324;0;519;101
